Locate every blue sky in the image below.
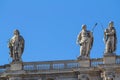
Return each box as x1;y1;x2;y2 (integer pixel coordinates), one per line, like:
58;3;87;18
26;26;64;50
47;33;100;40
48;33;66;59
0;0;120;65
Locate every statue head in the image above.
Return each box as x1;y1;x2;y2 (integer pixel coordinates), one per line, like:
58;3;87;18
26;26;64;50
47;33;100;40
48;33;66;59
108;21;114;29
82;24;87;31
14;29;20;36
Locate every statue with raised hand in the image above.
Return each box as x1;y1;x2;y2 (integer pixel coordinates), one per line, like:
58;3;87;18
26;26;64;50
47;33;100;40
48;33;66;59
104;21;117;54
8;29;25;62
77;24;93;58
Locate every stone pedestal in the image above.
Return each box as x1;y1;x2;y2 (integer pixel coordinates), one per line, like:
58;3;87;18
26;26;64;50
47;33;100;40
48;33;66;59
103;53;116;64
10;62;23;71
78;57;90;67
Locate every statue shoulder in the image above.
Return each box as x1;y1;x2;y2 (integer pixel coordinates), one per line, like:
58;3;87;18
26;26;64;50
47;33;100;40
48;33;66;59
112;27;116;32
19;35;24;40
9;36;15;43
87;30;93;37
112;27;116;30
77;32;82;39
87;30;92;33
77;31;82;37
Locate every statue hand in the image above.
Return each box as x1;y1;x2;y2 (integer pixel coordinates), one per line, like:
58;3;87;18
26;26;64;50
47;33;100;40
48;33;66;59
80;42;83;45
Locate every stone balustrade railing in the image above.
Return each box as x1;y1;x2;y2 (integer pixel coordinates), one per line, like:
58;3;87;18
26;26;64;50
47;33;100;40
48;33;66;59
0;56;120;73
90;58;103;67
23;58;105;71
23;60;80;71
0;64;10;74
0;68;6;73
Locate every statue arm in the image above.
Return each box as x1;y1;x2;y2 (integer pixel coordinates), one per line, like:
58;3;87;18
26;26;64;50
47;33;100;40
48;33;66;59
20;36;25;53
8;39;13;57
105;29;115;36
8;39;14;50
104;29;108;43
22;39;25;53
76;32;81;45
8;39;12;48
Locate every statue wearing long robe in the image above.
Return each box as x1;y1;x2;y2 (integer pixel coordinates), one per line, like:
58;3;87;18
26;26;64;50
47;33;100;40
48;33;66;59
104;21;117;54
8;29;25;62
77;25;93;58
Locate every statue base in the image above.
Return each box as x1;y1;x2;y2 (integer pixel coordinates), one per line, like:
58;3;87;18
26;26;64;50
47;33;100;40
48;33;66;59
10;61;23;71
104;52;116;56
77;56;90;67
103;53;116;64
77;56;90;60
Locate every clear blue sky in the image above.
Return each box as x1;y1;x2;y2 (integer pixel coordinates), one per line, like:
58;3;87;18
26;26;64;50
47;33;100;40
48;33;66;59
0;0;120;65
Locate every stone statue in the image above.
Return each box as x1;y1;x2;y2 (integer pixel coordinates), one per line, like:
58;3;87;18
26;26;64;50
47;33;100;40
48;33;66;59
8;29;25;62
77;24;93;58
104;21;117;54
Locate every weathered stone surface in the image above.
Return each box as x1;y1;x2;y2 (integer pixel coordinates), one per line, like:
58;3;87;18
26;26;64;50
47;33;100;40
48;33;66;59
103;54;116;64
10;62;23;71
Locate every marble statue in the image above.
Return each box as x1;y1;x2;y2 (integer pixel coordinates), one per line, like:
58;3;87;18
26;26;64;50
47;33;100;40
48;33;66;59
77;24;93;58
104;21;117;54
8;29;25;62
